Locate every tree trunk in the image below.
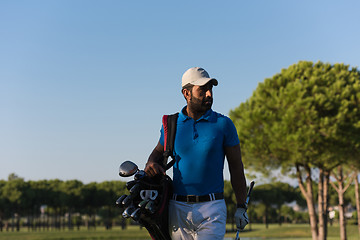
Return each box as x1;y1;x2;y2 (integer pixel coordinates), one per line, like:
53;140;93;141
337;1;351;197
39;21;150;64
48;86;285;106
263;205;269;229
337;167;347;240
355;173;360;238
318;169;330;240
68;209;73;230
324;171;330;239
11;213;14;232
318;168;325;240
296;164;318;240
330;166;355;240
278;206;282;226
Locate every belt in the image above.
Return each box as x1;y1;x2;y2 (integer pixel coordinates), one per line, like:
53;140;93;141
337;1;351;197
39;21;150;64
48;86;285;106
172;193;224;203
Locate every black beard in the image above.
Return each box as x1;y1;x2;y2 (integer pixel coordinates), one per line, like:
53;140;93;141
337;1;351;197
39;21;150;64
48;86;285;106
188;94;213;114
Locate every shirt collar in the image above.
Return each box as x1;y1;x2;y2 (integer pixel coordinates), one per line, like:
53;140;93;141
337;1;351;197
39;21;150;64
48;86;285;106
179;106;214;122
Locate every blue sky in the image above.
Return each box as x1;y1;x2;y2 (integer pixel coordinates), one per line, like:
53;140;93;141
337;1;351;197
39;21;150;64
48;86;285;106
1;1;359;184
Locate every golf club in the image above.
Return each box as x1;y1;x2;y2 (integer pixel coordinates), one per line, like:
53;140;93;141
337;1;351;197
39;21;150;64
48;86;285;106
129;183;141;194
119;161;139;177
131;208;141;221
122;195;134;208
235;180;255;240
121;183;142;208
134;170;146;180
145;200;156;214
138;199;150;209
116;194;128;206
122;205;136;218
126;180;137;190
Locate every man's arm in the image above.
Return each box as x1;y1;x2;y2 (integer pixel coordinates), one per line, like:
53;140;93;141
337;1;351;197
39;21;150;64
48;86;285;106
144;141;166;177
225;144;247;205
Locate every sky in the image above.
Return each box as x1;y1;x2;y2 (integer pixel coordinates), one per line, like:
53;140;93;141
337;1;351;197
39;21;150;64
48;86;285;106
1;1;359;184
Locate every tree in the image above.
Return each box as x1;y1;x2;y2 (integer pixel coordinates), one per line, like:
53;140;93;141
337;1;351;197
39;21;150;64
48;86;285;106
61;180;83;230
330;166;357;240
355;174;360;237
251;182;299;228
2;174;28;231
0;180;8;231
230;61;360;240
96;181;126;230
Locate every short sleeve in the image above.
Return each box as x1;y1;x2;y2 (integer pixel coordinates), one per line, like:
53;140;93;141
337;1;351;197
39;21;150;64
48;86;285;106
224;117;240;147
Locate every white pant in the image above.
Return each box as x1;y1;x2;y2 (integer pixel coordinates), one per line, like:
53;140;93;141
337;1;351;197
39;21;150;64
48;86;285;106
168;199;227;240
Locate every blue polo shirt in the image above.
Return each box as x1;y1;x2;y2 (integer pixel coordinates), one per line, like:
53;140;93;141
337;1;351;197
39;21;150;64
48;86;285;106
159;106;240;196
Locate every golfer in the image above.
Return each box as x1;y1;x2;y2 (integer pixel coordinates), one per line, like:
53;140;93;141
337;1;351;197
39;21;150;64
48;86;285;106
145;67;248;240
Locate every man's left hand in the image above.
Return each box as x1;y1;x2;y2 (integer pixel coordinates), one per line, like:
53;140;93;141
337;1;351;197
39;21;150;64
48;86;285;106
234;207;249;230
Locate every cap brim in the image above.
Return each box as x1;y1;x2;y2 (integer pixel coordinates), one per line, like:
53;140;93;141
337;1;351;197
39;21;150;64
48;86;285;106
191;78;218;86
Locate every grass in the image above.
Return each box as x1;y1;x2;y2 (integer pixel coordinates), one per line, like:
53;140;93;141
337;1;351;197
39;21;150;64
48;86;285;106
0;224;358;240
0;225;150;240
225;223;360;240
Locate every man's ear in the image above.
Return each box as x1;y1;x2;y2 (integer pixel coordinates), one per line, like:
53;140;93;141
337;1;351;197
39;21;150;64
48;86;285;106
182;88;191;100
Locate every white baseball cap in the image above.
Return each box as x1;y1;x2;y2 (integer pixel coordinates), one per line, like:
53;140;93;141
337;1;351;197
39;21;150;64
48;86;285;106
182;67;218;88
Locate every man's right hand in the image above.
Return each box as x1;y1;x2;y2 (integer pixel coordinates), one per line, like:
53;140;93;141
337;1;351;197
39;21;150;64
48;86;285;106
144;161;165;177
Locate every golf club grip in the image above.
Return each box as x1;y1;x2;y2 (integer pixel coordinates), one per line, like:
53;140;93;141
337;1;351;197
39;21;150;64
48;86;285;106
245;181;255;204
235;181;255;240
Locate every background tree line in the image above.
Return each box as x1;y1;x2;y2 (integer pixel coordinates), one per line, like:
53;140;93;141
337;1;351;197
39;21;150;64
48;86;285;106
1;172;358;233
0;173;126;232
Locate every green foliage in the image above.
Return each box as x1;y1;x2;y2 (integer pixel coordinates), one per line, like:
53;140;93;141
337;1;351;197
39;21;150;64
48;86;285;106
224;180;306;225
230;61;360;173
230;61;360;239
0;174;127;230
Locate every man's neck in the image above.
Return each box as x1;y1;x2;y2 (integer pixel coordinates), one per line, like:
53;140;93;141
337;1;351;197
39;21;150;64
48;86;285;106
184;106;207;121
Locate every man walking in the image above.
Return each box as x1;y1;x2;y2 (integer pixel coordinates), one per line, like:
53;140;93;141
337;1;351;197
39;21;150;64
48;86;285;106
145;67;248;239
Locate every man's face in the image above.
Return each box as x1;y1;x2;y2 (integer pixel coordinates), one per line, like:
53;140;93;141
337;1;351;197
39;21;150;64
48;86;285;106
188;82;213;113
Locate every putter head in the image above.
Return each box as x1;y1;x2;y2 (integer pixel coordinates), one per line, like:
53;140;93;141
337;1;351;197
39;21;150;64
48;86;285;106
119;161;139;177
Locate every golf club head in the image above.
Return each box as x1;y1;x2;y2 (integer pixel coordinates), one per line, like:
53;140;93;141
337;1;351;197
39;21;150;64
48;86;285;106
119;161;139;177
130;208;141;221
116;194;127;206
138;199;150;210
122;195;134;208
145;200;156;214
129;183;141;195
122;206;136;218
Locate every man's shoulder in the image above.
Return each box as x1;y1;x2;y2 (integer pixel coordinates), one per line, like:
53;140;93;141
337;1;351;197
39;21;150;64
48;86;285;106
211;110;232;122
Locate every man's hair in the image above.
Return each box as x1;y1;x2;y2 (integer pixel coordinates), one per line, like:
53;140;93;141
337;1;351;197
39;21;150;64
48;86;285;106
182;83;194;92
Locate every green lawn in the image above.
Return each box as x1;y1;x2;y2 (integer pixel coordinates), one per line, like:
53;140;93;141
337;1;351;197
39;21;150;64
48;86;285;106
0;224;358;240
0;225;150;240
225;223;359;240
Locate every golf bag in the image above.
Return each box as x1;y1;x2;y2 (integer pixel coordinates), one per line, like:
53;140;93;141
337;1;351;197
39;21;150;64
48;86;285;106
117;113;178;240
117;174;173;240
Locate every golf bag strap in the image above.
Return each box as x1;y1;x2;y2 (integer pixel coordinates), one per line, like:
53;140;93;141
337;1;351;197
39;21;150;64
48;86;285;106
162;113;178;170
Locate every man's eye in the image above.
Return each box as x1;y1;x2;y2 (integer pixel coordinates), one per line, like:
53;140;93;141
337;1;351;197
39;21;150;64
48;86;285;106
200;86;212;92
